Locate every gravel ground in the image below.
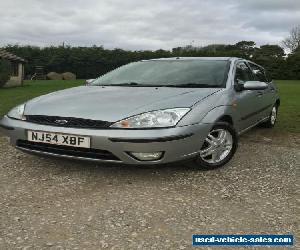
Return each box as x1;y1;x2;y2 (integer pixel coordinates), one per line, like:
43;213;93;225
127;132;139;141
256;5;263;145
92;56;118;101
0;128;299;250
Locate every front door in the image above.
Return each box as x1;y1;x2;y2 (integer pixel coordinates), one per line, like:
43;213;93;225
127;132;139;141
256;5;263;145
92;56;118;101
233;61;264;131
247;62;275;120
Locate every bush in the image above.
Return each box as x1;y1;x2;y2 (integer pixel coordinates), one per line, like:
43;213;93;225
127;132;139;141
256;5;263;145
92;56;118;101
0;59;10;87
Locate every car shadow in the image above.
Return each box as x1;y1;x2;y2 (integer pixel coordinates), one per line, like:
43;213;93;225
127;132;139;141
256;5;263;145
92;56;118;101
239;126;299;147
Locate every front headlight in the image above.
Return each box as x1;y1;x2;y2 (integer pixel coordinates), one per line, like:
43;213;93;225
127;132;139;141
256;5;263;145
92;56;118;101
7;104;26;120
111;108;190;128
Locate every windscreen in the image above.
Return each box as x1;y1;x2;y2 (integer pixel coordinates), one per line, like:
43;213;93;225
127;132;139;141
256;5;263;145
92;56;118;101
92;60;230;87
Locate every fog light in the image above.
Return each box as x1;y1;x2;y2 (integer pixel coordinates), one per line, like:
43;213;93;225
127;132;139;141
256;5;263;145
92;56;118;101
129;152;164;161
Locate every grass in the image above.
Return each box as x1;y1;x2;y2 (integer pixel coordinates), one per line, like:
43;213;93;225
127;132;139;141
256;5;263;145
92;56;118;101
0;79;299;133
0;80;84;117
274;80;300;133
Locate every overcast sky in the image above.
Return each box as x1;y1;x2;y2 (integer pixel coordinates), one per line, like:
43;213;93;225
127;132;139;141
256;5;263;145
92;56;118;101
0;0;299;50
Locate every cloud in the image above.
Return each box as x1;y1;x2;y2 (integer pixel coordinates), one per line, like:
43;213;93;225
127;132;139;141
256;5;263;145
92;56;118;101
0;0;299;50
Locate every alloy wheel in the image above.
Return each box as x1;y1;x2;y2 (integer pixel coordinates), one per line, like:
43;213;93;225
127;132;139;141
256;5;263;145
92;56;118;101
270;106;277;125
200;129;233;164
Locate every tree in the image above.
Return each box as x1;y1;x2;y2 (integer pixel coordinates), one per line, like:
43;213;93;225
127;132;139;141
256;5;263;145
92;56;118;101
234;41;256;58
2;39;299;80
285;46;300;79
258;45;285;58
282;25;300;52
235;41;256;50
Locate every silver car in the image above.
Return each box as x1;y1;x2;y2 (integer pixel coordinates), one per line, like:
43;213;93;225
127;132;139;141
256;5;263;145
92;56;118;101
0;57;280;169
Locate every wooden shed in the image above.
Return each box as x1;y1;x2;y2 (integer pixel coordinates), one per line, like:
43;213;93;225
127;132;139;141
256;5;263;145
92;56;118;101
0;49;26;87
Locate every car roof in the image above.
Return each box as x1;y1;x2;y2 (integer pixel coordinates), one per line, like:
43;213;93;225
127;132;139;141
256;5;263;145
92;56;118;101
144;57;241;62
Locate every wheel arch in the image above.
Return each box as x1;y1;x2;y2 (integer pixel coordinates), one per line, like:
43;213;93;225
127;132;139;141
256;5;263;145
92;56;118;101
200;106;236;127
216;115;234;126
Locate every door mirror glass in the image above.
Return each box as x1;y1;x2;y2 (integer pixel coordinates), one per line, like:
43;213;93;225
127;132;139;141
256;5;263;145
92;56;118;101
243;81;268;90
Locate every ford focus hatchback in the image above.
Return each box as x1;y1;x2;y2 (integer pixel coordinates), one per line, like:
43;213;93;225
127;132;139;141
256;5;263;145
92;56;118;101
0;57;280;170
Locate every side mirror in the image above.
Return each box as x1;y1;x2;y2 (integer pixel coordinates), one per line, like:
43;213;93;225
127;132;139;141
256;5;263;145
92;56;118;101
85;79;95;85
243;81;268;90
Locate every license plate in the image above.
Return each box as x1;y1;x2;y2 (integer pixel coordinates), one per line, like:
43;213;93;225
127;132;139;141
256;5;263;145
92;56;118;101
27;130;91;148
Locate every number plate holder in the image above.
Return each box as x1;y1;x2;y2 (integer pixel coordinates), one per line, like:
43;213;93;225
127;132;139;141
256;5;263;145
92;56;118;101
27;130;91;148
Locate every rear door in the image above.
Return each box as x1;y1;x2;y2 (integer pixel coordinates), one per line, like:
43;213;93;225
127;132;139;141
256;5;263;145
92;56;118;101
233;61;263;131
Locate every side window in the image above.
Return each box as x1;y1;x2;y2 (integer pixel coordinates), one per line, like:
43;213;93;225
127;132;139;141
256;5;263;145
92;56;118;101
235;62;253;83
265;70;272;82
248;63;268;82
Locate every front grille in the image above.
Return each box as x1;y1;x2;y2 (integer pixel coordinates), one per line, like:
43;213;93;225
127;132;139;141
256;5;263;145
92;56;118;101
26;115;113;129
17;140;120;161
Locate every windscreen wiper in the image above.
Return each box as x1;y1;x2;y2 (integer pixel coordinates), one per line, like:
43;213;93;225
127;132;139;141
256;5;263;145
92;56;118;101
98;82;141;86
115;82;141;86
167;83;221;88
98;82;170;87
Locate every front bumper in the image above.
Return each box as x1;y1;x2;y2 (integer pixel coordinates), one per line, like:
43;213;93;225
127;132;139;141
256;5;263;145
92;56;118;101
0;116;212;165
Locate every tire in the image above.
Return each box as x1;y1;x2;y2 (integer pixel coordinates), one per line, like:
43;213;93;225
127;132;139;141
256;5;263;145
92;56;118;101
186;122;238;170
260;104;278;128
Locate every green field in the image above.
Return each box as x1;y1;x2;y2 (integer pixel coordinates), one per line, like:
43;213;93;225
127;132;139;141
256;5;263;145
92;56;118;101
274;80;300;133
0;80;299;132
0;80;84;118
